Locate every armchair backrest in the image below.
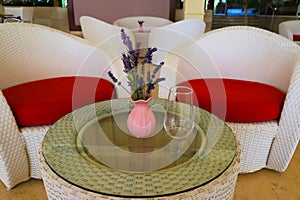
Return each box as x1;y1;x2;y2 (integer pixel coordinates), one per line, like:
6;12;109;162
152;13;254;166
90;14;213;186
21;7;34;22
148;19;206;65
160;26;300;97
113;16;173;30
0;23;113;90
80;15;135;62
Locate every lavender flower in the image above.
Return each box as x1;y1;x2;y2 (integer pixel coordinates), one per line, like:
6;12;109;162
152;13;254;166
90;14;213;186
108;71;118;83
144;47;157;64
154;77;166;85
107;29;165;100
138;20;144;26
152;62;164;78
120;29;133;52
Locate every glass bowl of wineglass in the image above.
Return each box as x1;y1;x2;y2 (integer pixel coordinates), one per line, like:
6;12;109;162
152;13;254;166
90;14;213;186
164;86;195;139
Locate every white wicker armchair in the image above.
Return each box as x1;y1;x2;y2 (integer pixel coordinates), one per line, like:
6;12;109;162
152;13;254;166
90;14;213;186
278;20;300;45
148;19;206;65
160;26;300;173
0;23;115;189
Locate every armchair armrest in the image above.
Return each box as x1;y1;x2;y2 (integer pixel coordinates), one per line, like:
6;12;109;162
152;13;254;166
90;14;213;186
279;25;293;41
0;14;13;17
0;90;29;189
267;57;300;171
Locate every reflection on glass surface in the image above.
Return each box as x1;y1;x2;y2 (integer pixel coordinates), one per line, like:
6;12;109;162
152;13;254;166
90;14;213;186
77;111;206;172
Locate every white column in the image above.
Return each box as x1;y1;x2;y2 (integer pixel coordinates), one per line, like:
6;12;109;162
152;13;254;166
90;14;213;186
183;0;205;20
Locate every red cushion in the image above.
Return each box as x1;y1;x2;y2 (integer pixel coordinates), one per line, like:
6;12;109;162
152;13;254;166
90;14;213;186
3;76;115;127
293;34;300;41
178;79;286;122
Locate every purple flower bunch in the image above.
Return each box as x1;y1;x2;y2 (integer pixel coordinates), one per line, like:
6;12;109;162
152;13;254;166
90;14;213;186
138;20;144;26
108;29;165;101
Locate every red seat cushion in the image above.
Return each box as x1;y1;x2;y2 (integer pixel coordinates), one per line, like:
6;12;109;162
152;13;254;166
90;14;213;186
293;34;300;41
3;76;115;127
178;79;286;122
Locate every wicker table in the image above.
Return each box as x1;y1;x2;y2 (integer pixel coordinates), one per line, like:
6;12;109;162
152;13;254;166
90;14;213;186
40;98;240;199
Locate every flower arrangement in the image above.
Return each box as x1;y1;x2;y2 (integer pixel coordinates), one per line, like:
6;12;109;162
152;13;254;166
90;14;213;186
138;20;144;26
108;29;165;101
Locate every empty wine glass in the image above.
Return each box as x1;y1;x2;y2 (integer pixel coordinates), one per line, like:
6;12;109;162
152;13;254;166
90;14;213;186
164;86;195;139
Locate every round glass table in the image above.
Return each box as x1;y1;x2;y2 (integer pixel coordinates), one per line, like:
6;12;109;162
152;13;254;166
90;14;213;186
40;98;240;199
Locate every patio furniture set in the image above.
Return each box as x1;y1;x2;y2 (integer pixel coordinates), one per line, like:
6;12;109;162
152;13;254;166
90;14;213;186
0;16;299;199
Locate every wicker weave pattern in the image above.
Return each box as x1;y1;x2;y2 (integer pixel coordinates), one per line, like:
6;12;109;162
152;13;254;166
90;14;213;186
227;121;278;172
0;91;30;189
0;23;116;189
0;23;113;90
21;126;50;178
267;59;300;171
39;139;241;200
160;26;300;173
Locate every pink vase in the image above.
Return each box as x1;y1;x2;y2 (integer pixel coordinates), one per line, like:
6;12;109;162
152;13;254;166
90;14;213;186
139;24;143;32
127;96;156;138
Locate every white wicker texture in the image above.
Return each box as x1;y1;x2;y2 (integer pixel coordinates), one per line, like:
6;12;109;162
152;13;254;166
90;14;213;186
0;90;30;189
148;19;206;65
21;126;50;178
80;16;136;62
278;20;300;45
160;26;300;173
39;141;241;200
0;24;113;90
0;23;114;189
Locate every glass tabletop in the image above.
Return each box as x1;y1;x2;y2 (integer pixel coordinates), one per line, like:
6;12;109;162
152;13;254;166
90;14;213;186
77;111;206;173
42;98;237;198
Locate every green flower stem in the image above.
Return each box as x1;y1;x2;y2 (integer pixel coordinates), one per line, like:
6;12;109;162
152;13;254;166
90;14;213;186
132;67;140;99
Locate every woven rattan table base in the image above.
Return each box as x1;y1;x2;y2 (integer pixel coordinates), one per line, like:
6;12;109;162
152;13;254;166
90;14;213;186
39;146;240;200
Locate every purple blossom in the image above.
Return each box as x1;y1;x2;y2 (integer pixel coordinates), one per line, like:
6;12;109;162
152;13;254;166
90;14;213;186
154;77;166;84
138;76;144;88
121;53;134;73
146;83;155;96
136;42;141;50
107;29;165;100
138;20;144;26
144;47;157;63
152;62;164;78
120;29;126;42
147;70;151;83
120;29;133;51
108;71;118;83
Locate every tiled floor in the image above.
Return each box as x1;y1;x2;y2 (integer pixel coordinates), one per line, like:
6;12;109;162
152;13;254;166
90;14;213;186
1;144;299;200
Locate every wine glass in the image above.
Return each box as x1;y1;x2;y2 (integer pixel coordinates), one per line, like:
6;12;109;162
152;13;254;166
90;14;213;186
164;86;195;139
